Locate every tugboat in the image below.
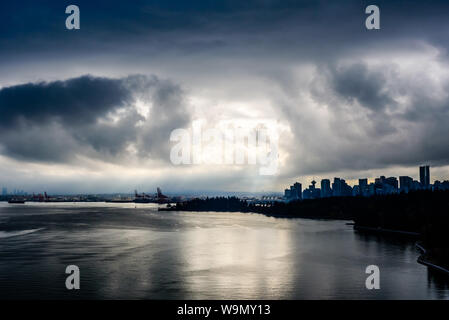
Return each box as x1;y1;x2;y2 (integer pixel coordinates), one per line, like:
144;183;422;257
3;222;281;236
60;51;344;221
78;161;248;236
8;198;26;204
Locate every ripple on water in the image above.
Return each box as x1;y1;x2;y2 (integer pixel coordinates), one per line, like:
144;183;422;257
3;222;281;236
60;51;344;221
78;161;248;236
0;228;44;239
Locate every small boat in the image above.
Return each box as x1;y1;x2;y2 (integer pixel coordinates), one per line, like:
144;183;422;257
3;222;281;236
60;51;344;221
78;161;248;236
8;198;26;204
134;198;153;203
105;199;134;203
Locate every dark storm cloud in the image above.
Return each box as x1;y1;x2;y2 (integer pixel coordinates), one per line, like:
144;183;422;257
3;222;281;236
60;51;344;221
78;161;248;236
328;63;396;112
2;0;449;62
125;75;191;159
278;60;449;177
0;76;130;128
0;75;191;163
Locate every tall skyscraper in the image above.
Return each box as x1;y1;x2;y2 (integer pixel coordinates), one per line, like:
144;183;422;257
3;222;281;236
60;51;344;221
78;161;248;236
292;182;302;200
285;182;302;201
321;179;332;198
359;179;368;188
384;177;399;190
332;178;342;197
419;165;430;187
356;179;368;196
1;187;7;196
340;179;353;196
399;176;413;192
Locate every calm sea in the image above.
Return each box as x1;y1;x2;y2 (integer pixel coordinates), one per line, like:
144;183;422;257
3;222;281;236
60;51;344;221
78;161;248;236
0;202;448;299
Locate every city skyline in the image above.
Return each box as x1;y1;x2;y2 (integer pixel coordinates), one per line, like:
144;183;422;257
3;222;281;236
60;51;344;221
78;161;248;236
3;164;449;197
284;165;449;202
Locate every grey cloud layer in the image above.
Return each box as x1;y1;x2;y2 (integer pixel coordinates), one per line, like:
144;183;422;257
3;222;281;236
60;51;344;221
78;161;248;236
0;75;190;163
3;1;449;63
277;60;449;177
1;1;449;191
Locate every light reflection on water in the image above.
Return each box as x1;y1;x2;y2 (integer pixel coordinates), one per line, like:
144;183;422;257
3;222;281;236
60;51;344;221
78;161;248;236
0;202;448;299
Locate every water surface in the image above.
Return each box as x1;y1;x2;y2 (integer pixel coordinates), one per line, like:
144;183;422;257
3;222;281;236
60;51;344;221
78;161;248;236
0;202;448;299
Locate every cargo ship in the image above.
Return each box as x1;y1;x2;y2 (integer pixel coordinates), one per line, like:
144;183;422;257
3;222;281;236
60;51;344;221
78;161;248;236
8;198;26;204
134;188;171;203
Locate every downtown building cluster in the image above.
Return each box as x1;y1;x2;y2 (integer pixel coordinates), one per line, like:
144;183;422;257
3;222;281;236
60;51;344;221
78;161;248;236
1;187;27;196
284;166;449;202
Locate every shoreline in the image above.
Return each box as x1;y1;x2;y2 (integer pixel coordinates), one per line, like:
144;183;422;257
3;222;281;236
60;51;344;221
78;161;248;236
353;225;420;237
159;207;352;220
354;226;449;275
415;243;449;275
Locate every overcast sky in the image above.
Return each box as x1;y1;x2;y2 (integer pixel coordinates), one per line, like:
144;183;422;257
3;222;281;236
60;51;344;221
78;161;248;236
1;0;449;194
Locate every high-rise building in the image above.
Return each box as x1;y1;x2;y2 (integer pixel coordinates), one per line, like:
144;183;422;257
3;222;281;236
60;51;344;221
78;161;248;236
377;177;398;194
384;177;399;190
1;187;7;196
332;178;342;197
320;179;332;198
289;183;302;200
399;176;413;193
352;185;360;196
340;179;353;196
420;165;430;187
356;179;368;196
331;178;352;197
359;179;368;188
284;182;302;201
